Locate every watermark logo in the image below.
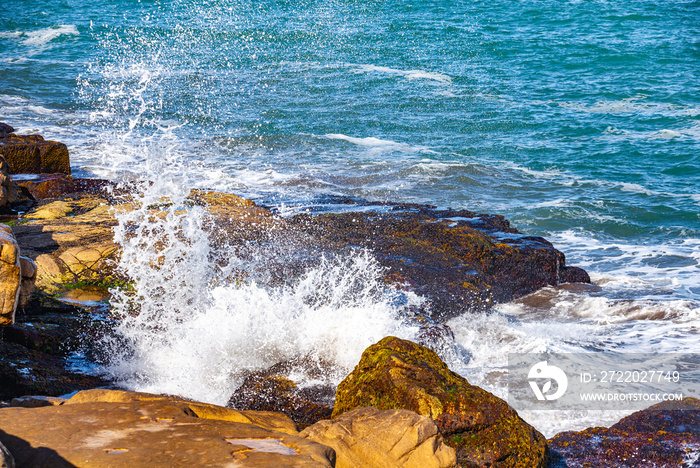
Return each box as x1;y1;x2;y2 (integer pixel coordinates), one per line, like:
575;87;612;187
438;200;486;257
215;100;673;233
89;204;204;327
528;361;568;401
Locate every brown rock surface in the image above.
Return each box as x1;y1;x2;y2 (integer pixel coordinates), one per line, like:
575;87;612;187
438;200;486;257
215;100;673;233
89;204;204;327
289;206;589;319
301;406;456;468
0;156;19;209
548;398;700;468
332;336;548;468
0;389;335;467
0;224;21;326
0;134;70;175
0;123;14;136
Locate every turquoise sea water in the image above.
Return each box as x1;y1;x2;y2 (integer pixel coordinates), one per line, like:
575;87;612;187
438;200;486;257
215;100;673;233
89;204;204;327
2;0;699;435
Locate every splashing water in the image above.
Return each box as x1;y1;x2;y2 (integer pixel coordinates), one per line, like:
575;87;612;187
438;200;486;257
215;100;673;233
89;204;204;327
105;196;423;404
85;60;423;404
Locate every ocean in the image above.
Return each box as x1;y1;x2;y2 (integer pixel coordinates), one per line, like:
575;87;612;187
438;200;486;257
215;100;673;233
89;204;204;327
2;0;699;437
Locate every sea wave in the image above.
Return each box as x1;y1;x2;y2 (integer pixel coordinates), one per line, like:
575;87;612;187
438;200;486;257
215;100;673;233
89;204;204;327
351;64;452;84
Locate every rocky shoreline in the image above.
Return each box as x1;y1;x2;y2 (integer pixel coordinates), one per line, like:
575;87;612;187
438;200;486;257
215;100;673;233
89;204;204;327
0;124;697;467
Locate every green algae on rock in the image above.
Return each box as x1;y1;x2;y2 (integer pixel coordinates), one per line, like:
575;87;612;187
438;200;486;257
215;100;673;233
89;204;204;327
332;336;548;468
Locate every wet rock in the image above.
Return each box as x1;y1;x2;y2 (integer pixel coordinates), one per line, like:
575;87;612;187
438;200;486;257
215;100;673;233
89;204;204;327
332;336;548;468
14;174;75;200
291;207;589;319
548;398;700;468
9;395;65;408
0;123;14;136
0;338;108;400
0;225;21;326
188;189;257;208
301;406;457;468
0;440;14;468
0;134;70;175
228;358;337;427
0;389;335;467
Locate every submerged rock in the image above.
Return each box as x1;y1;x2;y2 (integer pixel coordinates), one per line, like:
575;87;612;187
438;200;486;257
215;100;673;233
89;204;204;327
548;398;700;468
301;406;457;468
332;336;548;468
0;389;335;467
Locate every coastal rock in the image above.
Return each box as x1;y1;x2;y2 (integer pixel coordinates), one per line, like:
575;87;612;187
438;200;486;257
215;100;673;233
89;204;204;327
9;395;65;408
0;225;21;326
0;389;335;467
0;156;19;209
290;206;590;319
0;441;14;468
548;398;700;468
14;174;75;200
0;337;108;400
301;406;456;468
189;189;257;208
11;196;120;293
0;123;14;136
0;134;70;175
228;358;336;427
332;336;548;468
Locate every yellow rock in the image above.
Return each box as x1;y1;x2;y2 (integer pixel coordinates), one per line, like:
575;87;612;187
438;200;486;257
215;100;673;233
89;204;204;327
0;389;335;467
301;407;456;468
0;223;21;326
25;200;73;220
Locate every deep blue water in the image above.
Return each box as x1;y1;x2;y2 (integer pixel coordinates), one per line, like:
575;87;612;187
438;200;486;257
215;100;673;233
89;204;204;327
2;0;699;433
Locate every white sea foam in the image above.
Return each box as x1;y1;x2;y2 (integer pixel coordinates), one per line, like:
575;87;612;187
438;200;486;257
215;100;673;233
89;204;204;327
560;97;700;117
601;125;700;142
1;25;80;48
353;64;452;84
448;283;699;437
325;133;434;154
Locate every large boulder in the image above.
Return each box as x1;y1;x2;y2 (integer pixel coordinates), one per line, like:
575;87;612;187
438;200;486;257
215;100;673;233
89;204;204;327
301;406;456;468
332;337;548;468
549;398;700;468
0;134;70;175
0;389;336;467
290;206;589;319
0;225;21;326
